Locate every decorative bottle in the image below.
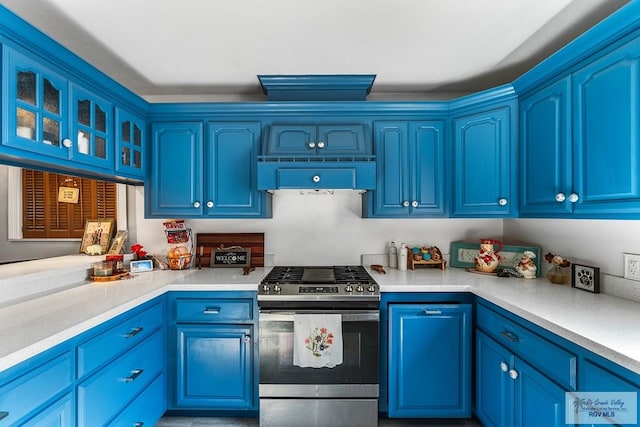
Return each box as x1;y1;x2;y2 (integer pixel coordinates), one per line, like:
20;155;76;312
398;243;408;271
389;241;398;268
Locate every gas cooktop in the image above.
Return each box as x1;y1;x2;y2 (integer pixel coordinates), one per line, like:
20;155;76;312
258;266;379;304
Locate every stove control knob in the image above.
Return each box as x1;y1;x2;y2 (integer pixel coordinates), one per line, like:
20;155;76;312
261;285;270;293
356;285;364;293
273;285;281;293
345;285;353;293
367;285;376;293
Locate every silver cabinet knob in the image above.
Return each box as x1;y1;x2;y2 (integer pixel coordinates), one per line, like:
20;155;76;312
62;138;73;148
555;192;566;202
500;362;509;372
317;141;325;149
411;201;419;208
308;142;316;149
568;193;579;203
402;201;410;207
244;335;251;343
193;201;201;208
498;198;508;206
509;369;518;380
207;201;214;208
312;175;320;183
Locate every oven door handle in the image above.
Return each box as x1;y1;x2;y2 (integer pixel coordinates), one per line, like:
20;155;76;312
259;312;379;322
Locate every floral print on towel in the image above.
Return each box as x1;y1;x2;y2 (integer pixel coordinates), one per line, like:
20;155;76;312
305;326;334;357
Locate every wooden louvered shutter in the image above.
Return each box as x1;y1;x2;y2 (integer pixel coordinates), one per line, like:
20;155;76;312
22;170;117;239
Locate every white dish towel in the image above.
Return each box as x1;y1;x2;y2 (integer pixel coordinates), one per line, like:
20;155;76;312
293;314;343;368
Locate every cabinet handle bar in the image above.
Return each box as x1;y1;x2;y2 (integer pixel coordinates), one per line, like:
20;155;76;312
500;330;519;342
125;326;143;339
125;369;144;382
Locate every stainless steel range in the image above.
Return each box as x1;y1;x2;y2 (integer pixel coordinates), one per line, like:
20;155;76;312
258;266;380;427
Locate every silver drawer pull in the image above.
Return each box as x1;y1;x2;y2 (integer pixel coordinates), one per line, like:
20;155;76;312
0;412;8;421
423;309;442;315
500;330;519;342
203;307;220;315
125;369;143;382
125;327;143;339
134;423;144;427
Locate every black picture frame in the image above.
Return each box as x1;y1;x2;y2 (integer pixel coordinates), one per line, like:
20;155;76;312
571;263;600;293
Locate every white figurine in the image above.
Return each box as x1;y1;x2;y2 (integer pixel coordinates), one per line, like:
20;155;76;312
516;250;537;279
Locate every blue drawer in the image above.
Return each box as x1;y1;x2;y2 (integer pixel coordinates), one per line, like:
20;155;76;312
108;373;166;427
0;352;72;425
174;298;253;323
77;300;164;378
477;304;576;389
78;330;164;426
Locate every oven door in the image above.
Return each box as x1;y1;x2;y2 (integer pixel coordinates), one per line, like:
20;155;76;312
259;309;379;398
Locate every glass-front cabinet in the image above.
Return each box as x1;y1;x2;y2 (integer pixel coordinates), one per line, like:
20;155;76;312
115;108;146;179
71;84;113;170
3;46;69;159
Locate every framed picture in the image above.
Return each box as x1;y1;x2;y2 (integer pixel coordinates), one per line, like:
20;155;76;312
572;264;600;293
449;241;542;276
80;219;115;255
108;230;128;254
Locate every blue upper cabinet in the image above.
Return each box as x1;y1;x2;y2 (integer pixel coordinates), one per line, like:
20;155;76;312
520;34;640;218
520;77;573;216
115;107;146;180
70;84;113;170
363;120;446;217
571;34;640;217
148;122;204;217
265;124;370;157
206;122;269;217
451;93;517;217
148;121;271;218
3;46;70;160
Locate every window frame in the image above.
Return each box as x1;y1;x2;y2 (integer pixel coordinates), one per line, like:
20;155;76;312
7;166;128;241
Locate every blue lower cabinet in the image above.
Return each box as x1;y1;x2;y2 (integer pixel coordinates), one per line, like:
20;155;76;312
21;393;73;427
174;324;254;409
108;373;166;427
388;303;472;417
476;330;569;427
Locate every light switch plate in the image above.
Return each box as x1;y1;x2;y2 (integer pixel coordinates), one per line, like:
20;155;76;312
623;253;640;281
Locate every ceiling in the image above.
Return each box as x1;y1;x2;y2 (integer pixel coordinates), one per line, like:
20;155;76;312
0;0;630;102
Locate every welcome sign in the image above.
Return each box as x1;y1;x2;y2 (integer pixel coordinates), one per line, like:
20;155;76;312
211;247;251;268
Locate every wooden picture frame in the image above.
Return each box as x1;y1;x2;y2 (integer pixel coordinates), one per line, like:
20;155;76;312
449;241;542;276
572;263;600;293
107;230;128;255
80;219;115;255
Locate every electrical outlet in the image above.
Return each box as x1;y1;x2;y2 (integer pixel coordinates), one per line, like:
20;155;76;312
623;253;640;281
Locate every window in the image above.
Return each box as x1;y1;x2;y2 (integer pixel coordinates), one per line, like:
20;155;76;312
7;166;127;241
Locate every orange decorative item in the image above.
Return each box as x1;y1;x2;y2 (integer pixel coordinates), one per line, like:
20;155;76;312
474;239;503;273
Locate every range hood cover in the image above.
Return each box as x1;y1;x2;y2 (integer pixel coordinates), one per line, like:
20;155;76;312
257;74;376;101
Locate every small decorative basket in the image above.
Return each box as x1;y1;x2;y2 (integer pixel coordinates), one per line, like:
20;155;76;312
167;253;192;270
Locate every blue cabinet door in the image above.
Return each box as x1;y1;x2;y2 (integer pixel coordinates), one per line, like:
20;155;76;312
520;77;573;216
365;121;445;217
572;35;640;216
514;358;567;427
115;107;146;180
388;304;471;418
148;122;203;216
206;122;267;217
70;84;114;170
265;124;368;156
476;331;513;427
175;324;254;409
452;104;516;217
22;393;73;427
3;46;70;159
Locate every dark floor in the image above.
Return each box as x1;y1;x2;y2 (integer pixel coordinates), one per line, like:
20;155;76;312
157;416;483;427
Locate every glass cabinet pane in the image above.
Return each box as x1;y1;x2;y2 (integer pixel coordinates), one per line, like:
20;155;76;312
43;118;60;146
133;124;142;146
121;121;131;143
78;130;90;154
95;105;106;132
77;99;91;126
43;78;60;115
16;108;35;140
121;147;131;166
17;70;36;105
133;151;142;169
95;136;106;159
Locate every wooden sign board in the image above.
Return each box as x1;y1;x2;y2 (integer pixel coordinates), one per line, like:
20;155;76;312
211;248;251;268
58;186;79;203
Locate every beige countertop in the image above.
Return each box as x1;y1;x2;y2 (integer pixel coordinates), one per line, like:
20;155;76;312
1;259;639;378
